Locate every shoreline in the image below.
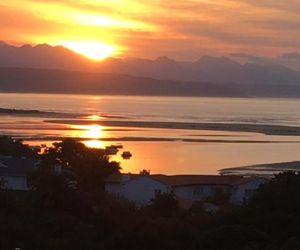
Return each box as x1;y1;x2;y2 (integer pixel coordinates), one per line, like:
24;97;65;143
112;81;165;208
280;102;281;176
219;161;300;176
15;136;300;143
45;119;300;136
2;90;300;100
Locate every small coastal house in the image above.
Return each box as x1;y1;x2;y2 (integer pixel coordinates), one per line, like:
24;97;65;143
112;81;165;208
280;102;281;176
0;156;37;190
105;173;266;206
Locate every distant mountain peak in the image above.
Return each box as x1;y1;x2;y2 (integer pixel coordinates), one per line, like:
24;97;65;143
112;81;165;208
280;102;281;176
0;41;300;87
279;52;300;60
194;56;242;69
0;41;8;46
155;56;178;67
34;44;53;49
197;55;239;64
20;44;33;49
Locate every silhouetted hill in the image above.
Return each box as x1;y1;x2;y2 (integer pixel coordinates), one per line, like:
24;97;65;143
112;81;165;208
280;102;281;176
113;56;300;86
0;67;246;97
1;42;300;97
0;41;95;71
1;67;300;97
242;63;300;85
1;41;300;88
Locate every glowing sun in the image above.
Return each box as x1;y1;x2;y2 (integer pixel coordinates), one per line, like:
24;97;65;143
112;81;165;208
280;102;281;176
61;41;116;60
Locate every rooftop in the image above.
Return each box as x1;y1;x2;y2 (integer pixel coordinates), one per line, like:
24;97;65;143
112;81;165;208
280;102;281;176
106;173;261;187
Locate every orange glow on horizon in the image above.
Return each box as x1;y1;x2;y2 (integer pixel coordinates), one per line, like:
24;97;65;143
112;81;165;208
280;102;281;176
1;0;299;60
60;41;117;60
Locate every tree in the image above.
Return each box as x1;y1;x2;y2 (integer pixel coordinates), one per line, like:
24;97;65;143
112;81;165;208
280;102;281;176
148;191;178;217
244;171;300;244
281;237;300;250
27;168;76;212
199;225;271;250
0;136;37;158
247;171;300;211
140;169;150;176
40;139;121;192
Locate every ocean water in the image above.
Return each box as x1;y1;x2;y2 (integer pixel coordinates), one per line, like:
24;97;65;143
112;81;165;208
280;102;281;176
1;93;300;125
0;93;300;175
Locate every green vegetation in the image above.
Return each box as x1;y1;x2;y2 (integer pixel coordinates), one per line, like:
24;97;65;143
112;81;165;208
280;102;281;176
0;137;300;249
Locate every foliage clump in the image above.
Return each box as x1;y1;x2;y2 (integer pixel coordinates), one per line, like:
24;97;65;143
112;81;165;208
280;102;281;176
1;138;300;249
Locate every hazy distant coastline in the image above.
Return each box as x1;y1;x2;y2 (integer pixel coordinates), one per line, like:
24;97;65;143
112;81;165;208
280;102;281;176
0;67;246;98
0;107;128;119
1;67;300;98
2;42;300;98
0;107;75;118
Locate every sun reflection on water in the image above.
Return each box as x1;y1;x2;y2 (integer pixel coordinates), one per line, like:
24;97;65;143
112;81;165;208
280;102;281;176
87;114;102;121
83;139;105;149
69;124;105;148
91;96;101;101
84;124;103;138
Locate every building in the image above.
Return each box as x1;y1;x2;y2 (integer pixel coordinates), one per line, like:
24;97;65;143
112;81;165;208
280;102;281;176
105;173;266;206
0;156;37;190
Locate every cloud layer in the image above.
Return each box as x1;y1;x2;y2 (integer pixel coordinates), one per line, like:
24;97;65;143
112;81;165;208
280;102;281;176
1;0;300;60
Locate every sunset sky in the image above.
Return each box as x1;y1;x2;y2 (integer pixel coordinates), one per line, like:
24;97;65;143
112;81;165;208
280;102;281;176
1;0;300;60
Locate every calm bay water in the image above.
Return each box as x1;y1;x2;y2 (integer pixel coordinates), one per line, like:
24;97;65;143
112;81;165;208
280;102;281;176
1;93;300;125
0;93;300;174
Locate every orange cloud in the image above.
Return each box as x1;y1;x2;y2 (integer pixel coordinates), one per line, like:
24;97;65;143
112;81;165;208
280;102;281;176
1;0;300;60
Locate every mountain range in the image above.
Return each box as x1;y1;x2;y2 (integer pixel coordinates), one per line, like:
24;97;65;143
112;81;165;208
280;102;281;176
1;41;300;97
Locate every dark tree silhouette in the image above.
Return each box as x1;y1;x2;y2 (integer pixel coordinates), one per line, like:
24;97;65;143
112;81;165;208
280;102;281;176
199;225;271;250
40;139;121;192
149;191;178;217
0;136;37;158
27;169;76;212
244;171;300;243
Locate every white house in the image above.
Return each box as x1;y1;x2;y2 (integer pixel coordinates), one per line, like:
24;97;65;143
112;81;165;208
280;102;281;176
0;156;37;190
105;173;266;206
